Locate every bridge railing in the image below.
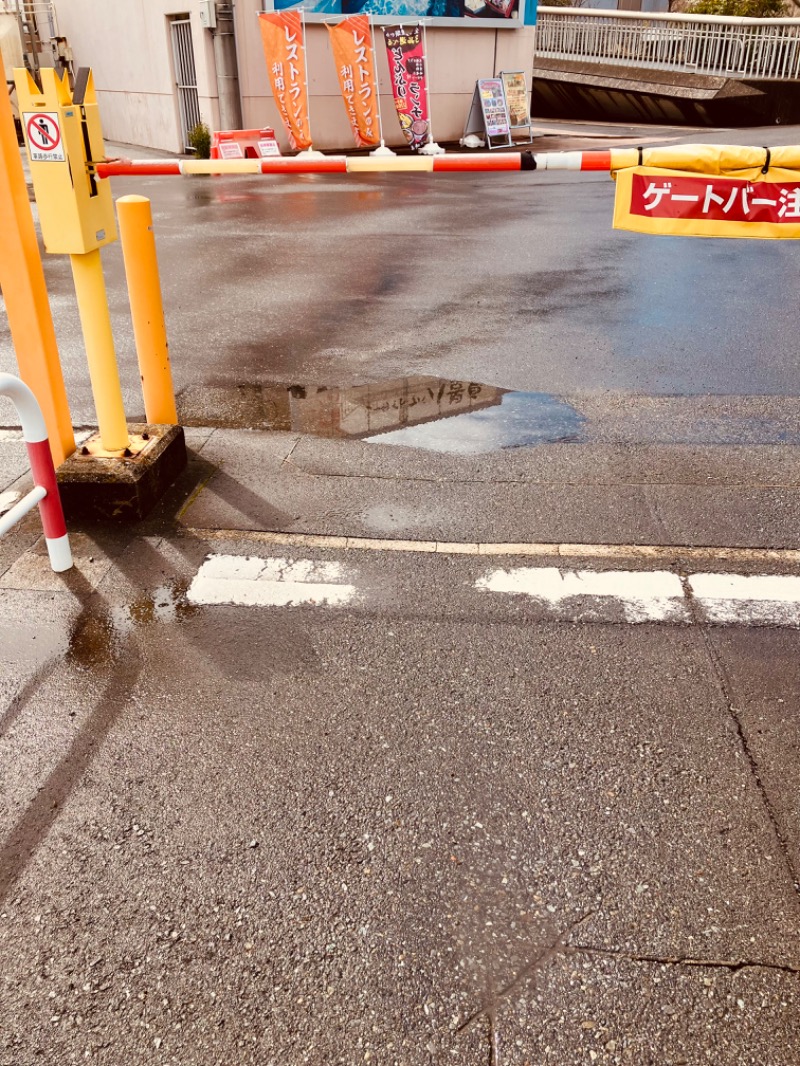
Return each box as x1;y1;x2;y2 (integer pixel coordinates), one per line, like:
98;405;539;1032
535;7;800;80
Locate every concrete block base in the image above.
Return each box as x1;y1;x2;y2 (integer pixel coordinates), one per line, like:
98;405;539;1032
57;424;187;522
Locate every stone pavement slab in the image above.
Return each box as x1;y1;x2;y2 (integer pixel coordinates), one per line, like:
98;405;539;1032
286;437;800;487
176;430;800;549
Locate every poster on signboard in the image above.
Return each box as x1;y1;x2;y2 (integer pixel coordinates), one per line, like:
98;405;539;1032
463;78;512;149
500;70;531;131
383;25;430;151
262;0;530;30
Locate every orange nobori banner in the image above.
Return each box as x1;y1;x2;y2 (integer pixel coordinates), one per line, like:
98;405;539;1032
327;15;380;149
258;11;312;152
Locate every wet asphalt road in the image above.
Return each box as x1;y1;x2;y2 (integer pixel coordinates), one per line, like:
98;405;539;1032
2;504;800;1064
1;123;800;443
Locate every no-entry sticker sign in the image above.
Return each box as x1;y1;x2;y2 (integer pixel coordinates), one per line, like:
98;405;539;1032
23;112;65;162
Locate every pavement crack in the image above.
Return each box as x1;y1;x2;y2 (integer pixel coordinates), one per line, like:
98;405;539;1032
686;591;800;898
573;943;800;976
281;437;302;467
457;912;594;1037
642;483;671;543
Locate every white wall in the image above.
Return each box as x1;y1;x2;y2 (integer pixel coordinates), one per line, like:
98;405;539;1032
53;0;220;152
54;0;535;153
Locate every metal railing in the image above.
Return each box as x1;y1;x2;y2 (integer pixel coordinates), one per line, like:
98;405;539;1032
535;7;800;80
0;0;57;38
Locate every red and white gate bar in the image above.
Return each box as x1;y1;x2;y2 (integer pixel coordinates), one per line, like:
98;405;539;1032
0;373;72;573
94;149;638;179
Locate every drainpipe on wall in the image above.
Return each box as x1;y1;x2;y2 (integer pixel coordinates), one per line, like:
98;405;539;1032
212;1;242;131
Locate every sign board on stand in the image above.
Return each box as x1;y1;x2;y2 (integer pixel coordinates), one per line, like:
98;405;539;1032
463;79;512;150
500;71;532;140
210;127;282;159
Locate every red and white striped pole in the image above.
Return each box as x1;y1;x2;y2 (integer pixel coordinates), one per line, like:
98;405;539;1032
0;373;72;572
94;148;639;179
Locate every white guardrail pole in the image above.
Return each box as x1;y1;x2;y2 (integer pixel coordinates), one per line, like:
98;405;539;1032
536;7;800;81
0;373;72;572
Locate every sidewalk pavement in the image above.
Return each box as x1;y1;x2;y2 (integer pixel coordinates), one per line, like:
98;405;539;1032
1;424;800;1064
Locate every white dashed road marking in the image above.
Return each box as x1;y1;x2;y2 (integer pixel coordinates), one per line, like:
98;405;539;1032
186;555;356;608
477;565;800;626
184;552;800;626
475;567;687;623
689;573;800;626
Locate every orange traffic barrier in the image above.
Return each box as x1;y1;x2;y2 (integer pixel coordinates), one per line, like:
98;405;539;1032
210;128;281;160
432;153;528;172
96;157;349;177
94;149;630;180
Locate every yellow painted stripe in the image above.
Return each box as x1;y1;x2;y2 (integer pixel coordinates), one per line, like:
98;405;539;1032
346;156;434;173
180;528;800;566
181;159;261;175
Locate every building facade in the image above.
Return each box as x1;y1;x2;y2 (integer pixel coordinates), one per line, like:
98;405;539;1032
33;0;536;153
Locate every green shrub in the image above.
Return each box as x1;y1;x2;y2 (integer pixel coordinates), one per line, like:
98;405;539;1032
688;0;787;14
188;121;211;159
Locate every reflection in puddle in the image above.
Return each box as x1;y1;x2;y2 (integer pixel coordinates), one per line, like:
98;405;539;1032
69;582;195;669
187;376;584;453
109;582;195;638
365;390;584;455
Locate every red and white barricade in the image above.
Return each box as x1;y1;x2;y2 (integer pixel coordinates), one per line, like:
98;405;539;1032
0;373;72;572
210;128;282;160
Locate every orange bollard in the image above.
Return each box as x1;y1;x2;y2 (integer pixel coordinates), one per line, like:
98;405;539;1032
116;195;178;425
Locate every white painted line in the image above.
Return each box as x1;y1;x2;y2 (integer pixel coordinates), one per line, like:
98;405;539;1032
184;546;800;627
476;567;687;623
689;573;800;625
186;554;356;608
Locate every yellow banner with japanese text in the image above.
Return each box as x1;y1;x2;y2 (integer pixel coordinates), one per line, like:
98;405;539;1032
614;166;800;240
258;12;312;152
327;16;380;149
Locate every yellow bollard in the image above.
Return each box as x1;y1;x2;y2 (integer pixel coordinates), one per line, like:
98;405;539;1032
0;52;74;466
116;195;178;425
69;250;130;452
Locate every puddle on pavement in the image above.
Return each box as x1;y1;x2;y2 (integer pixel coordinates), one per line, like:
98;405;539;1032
68;580;312;682
109;582;196;639
68;582;196;669
181;376;584;453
